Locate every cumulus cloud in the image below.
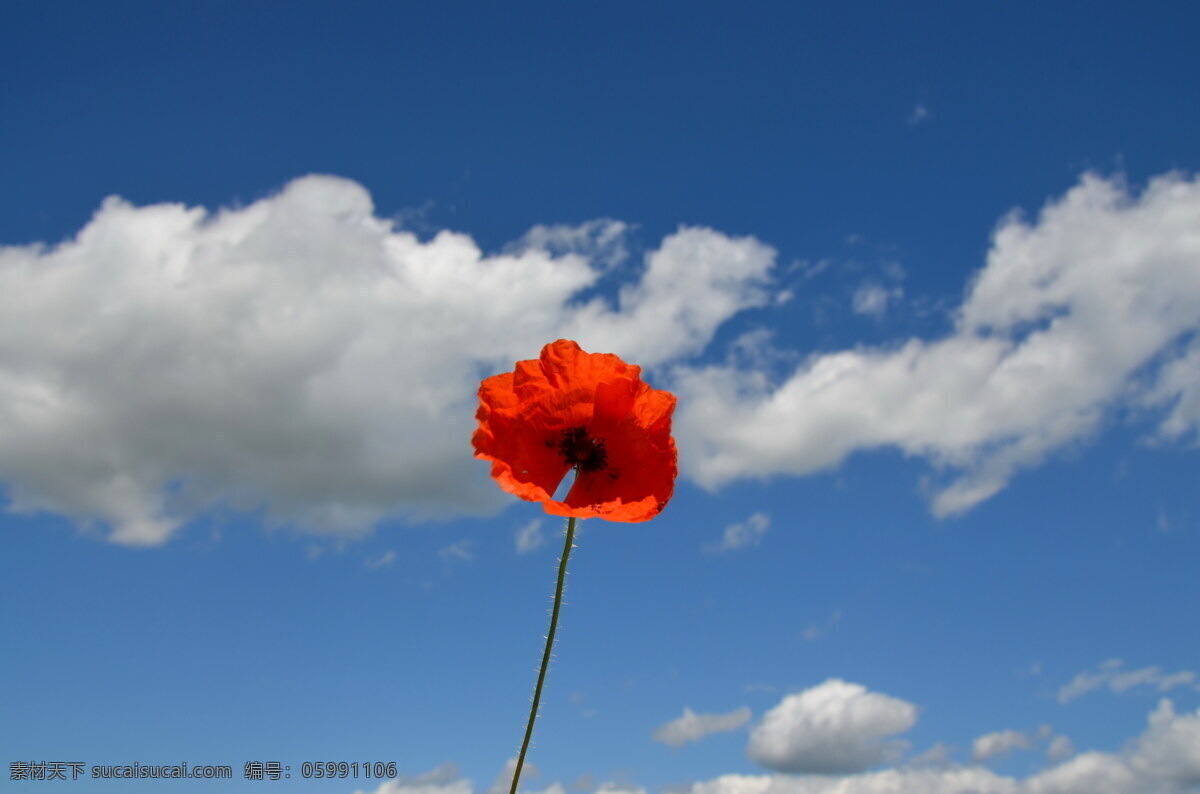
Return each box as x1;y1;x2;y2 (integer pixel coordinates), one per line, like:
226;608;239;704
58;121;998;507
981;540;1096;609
689;768;1014;794
1057;659;1199;703
687;699;1200;794
0;176;774;544
653;706;752;747
1127;699;1200;788
971;729;1032;762
8;170;1200;543
676;171;1200;516
515;519;545;554
746;679;918;774
1024;700;1200;794
704;512;770;553
359;702;1200;794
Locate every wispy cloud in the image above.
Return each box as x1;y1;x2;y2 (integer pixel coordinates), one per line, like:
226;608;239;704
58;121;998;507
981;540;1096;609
1058;659;1199;703
970;729;1031;762
364;549;396;569
514;519;544;555
802;608;843;642
704;512;770;553
653;706;752;747
1047;734;1076;763
438;540;474;563
852;282;903;320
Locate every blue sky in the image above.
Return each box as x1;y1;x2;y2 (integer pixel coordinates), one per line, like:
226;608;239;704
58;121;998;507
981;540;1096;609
2;3;1199;793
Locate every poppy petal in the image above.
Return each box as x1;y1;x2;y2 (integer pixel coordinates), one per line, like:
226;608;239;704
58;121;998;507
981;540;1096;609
474;373;572;501
473;340;677;522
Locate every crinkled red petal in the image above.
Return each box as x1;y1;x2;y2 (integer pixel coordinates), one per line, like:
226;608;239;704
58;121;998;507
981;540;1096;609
473;339;677;522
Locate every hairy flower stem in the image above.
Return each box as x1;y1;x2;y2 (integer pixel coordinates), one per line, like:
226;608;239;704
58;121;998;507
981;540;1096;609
510;515;577;794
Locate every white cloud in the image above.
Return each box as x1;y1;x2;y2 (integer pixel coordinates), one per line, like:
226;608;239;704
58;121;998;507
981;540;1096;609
684;699;1200;794
907;103;930;126
704;512;770;553
690;768;1015;794
904;742;954;769
359;764;472;794
746;679;918;774
359;702;1200;794
364;549;396;569
568;775;595;792
366;761;558;794
724;329;800;374
485;758;538;794
653;706;752;747
1142;334;1200;444
515;519;545;554
803;608;843;642
971;729;1032;762
1127;699;1200;787
1057;659;1199;703
0;176;774;545
1022;752;1136;794
9;170;1200;542
438;540;473;562
852;282;903;319
507;219;630;271
675;171;1200;516
559;224;775;365
1025;701;1200;794
1046;735;1075;763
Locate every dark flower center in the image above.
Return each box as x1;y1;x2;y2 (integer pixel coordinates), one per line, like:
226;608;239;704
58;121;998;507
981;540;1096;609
555;426;608;473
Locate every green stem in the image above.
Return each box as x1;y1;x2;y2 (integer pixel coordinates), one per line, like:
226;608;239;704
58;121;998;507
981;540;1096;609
510;515;577;794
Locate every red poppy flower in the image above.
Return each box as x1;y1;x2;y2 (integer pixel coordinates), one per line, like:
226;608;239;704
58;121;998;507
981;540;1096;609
473;339;677;522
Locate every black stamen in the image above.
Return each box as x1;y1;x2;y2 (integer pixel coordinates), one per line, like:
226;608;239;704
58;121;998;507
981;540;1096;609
556;426;608;473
